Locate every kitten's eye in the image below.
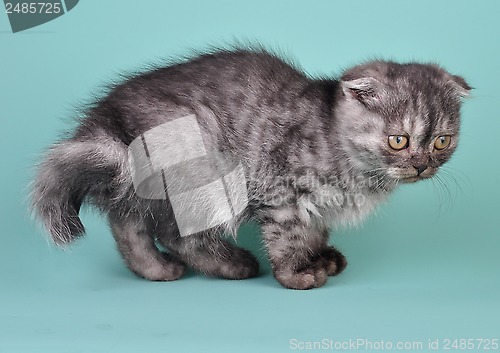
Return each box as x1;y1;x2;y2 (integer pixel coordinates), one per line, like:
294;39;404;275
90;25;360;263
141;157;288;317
434;135;451;150
388;135;409;150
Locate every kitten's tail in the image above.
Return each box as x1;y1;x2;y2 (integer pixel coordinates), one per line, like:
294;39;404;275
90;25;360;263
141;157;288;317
30;137;131;245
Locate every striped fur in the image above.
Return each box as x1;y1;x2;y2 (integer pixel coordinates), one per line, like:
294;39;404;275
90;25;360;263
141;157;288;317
30;49;469;289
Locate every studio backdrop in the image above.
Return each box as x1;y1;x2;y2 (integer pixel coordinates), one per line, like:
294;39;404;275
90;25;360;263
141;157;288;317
1;1;499;352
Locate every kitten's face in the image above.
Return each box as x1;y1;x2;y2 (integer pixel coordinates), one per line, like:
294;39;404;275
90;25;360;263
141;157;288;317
336;61;470;183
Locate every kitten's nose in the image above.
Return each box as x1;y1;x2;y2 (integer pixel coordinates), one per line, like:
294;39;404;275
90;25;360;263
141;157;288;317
414;165;428;175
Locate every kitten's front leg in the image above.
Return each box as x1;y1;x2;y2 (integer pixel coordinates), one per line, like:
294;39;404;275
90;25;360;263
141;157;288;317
260;209;346;289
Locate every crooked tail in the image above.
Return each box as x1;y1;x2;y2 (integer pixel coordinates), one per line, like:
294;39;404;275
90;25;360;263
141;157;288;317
30;137;130;245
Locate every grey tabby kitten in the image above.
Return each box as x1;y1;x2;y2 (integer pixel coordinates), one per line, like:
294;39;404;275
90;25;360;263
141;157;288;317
31;49;470;289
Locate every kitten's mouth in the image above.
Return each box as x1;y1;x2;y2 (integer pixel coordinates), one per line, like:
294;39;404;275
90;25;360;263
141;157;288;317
398;174;433;183
399;176;422;183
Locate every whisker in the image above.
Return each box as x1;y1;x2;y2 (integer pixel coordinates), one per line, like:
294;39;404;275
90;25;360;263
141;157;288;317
430;176;443;218
439;170;461;201
442;165;472;185
439;166;470;197
434;174;453;212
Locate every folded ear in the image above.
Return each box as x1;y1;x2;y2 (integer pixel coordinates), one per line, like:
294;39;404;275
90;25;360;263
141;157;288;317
341;77;386;106
450;75;472;98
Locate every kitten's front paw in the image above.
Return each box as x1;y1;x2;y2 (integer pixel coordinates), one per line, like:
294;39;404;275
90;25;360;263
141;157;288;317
320;247;347;276
274;265;328;290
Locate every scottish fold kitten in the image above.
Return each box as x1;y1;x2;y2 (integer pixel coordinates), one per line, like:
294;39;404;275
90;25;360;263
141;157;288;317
31;49;470;289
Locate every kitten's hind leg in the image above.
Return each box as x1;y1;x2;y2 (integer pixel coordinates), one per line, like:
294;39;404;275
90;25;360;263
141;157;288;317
158;229;259;280
108;212;186;281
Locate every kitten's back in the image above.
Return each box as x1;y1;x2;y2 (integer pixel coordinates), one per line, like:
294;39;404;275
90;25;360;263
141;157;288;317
77;49;310;145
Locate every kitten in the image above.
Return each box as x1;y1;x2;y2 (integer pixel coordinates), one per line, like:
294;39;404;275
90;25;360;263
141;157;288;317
30;49;470;289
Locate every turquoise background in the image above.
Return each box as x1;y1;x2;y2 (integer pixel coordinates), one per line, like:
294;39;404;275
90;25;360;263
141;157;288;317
1;1;499;352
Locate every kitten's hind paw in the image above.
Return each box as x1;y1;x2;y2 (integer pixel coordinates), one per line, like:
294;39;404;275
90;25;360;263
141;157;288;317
221;248;260;280
205;248;260;280
136;253;187;282
320;246;348;276
274;265;328;290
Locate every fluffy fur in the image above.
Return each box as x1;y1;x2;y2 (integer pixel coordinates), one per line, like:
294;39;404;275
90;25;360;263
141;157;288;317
30;49;470;289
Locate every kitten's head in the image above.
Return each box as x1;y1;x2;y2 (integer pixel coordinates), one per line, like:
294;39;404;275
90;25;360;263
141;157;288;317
336;61;470;183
